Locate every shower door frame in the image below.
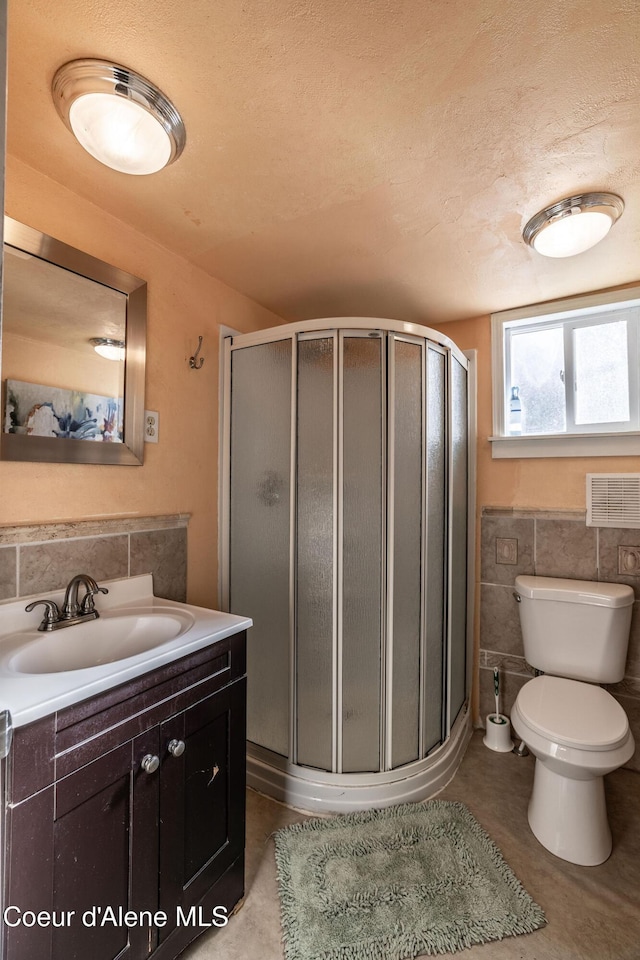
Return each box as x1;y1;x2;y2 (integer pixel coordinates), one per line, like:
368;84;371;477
220;317;476;811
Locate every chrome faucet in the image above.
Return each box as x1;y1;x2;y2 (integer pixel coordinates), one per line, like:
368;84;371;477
25;574;109;632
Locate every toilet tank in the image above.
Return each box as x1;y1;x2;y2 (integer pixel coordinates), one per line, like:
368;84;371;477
514;575;634;683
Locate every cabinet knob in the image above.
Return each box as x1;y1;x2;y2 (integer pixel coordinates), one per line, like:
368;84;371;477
140;754;160;774
167;738;186;757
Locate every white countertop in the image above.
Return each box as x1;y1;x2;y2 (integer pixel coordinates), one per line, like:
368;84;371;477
0;574;252;728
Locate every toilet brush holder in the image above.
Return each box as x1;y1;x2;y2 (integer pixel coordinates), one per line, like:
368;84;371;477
483;713;514;752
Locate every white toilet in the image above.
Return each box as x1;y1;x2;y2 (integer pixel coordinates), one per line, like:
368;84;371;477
511;575;636;866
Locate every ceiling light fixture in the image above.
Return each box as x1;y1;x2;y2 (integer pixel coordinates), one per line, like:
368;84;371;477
52;59;186;175
523;192;624;258
90;337;126;361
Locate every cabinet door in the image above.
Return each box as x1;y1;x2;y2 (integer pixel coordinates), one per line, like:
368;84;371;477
51;730;159;960
158;678;246;935
3;785;55;960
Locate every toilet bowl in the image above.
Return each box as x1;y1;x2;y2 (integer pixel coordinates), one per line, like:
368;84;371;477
512;674;635;866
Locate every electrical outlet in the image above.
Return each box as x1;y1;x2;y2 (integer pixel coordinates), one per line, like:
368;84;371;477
144;410;159;443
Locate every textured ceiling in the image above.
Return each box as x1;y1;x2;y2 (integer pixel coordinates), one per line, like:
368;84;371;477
6;0;640;323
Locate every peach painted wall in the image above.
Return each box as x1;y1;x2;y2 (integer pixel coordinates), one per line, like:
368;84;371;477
1;155;285;607
436;312;640;513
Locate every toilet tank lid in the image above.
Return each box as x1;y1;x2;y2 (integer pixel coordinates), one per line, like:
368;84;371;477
515;575;634;608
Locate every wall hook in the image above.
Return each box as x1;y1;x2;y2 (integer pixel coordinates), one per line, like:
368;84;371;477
189;336;205;370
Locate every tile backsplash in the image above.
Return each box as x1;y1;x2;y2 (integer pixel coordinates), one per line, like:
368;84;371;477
479;507;640;772
0;514;188;603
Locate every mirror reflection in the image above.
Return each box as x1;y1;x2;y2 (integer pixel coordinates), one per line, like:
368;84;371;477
3;249;127;441
1;216;147;465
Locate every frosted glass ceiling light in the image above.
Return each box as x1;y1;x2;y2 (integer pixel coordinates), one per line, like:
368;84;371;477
523;193;624;258
52;60;186;175
90;337;126;361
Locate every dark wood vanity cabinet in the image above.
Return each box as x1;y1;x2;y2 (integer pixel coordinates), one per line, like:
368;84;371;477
2;631;247;960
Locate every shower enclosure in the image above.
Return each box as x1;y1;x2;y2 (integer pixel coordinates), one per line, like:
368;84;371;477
221;318;473;812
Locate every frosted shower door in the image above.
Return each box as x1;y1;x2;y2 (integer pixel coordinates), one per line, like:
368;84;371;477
390;338;423;769
341;335;383;773
296;337;335;771
424;347;447;754
229;339;292;758
450;356;468;722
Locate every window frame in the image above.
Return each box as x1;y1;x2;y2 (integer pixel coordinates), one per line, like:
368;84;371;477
490;285;640;459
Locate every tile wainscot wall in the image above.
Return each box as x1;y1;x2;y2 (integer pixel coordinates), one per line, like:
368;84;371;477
479;508;640;771
0;514;188;604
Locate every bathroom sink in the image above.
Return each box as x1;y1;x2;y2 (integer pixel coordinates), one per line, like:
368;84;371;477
1;607;196;674
0;574;252;728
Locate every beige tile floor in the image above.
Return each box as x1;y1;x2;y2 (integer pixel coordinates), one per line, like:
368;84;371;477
183;731;640;960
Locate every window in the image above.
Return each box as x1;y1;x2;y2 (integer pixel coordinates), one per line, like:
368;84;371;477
491;287;640;458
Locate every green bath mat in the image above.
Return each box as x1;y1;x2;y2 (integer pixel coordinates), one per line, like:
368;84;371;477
274;800;546;960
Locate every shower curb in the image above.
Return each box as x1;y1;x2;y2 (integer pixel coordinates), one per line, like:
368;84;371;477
246;708;472;814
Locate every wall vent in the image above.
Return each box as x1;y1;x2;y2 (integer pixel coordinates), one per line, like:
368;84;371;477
586;473;640;528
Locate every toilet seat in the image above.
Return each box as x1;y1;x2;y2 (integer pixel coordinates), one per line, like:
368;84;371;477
515;675;629;751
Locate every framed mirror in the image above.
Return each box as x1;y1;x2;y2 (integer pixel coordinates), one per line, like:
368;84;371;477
1;216;146;465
